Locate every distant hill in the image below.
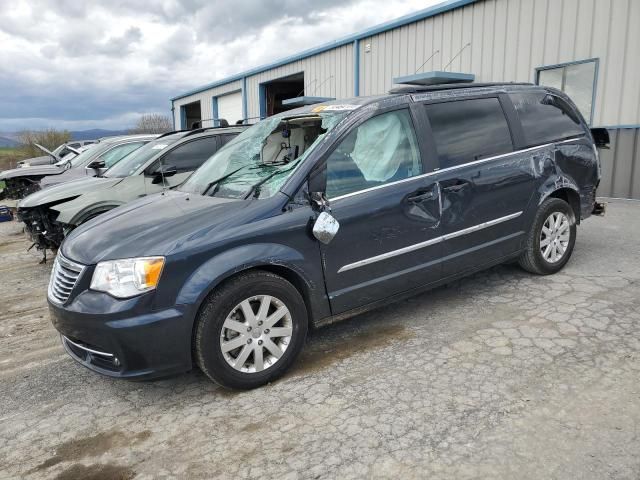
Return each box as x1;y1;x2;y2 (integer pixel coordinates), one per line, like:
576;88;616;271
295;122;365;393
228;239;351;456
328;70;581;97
69;129;129;140
0;136;19;148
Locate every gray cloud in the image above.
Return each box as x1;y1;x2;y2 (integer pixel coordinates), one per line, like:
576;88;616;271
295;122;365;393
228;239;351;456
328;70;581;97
0;0;434;131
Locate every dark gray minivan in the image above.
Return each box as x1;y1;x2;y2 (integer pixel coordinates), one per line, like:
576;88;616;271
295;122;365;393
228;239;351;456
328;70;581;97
47;83;607;389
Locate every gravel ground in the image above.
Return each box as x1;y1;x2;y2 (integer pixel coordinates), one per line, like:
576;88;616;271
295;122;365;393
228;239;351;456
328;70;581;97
1;200;639;480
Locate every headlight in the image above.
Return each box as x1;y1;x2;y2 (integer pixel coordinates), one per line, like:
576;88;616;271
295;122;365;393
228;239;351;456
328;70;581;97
90;257;165;298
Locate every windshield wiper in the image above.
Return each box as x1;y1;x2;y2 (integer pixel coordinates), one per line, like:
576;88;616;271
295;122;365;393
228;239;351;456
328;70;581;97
201;166;248;196
243;169;287;199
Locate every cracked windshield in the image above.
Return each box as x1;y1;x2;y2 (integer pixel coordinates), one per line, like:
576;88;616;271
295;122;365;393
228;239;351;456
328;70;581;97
180;112;347;199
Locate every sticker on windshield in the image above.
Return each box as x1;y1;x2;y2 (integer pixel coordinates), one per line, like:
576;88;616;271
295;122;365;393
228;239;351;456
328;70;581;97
152;144;168;150
312;104;359;112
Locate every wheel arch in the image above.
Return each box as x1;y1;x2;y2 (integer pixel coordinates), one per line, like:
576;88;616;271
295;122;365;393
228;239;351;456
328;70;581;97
177;243;329;347
71;201;124;225
538;174;581;224
546;187;581;224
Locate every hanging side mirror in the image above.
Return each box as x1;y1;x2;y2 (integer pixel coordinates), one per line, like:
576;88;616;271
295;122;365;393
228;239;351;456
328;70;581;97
308;191;339;244
313;210;340;244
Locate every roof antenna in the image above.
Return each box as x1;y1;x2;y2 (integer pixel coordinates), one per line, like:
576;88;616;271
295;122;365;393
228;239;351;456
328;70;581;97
442;42;471;71
295;78;317;98
415;50;439;74
311;75;334;96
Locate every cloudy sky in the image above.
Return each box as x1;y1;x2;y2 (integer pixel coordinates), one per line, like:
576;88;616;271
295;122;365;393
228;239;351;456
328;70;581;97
0;0;440;132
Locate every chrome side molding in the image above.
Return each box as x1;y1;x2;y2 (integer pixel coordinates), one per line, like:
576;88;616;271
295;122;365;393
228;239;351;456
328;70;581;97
337;211;522;273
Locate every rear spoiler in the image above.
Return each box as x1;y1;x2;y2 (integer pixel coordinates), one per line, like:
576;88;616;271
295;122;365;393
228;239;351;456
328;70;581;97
590;128;610;149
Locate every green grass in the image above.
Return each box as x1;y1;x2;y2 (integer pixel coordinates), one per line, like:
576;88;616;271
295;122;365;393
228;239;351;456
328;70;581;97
0;147;28;171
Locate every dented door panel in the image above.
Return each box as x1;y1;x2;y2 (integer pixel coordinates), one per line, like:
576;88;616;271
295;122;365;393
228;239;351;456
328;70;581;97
438;148;543;276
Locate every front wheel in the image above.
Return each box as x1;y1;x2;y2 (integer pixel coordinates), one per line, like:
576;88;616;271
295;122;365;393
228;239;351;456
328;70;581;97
518;197;577;275
194;270;308;389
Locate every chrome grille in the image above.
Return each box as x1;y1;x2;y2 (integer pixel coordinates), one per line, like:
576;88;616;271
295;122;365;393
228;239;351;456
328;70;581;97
48;254;85;304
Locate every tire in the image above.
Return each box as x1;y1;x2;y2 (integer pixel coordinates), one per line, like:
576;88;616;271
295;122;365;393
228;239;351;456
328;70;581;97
194;270;308;389
518;197;577;275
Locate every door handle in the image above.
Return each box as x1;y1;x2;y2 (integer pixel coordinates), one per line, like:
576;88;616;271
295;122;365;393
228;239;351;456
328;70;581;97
407;190;435;203
441;181;470;193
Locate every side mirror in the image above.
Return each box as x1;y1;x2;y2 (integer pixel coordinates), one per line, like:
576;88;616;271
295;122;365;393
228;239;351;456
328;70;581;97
590;128;610;149
86;160;106;170
151;165;178;184
312;211;340;244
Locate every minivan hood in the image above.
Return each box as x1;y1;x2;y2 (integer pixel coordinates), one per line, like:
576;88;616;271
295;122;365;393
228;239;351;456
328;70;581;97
63;190;261;265
18;177;122;208
0;165;63;180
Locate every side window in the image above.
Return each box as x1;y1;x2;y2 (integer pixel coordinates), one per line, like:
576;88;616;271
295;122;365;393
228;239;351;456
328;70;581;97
325;109;422;199
510;92;585;146
424;98;513;169
161;136;219;173
220;134;237;147
100;142;145;168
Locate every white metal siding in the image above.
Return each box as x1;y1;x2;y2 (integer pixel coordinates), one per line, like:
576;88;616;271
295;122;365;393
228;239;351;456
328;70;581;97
245;43;354;121
358;0;640;127
173;80;243;128
217;91;243;125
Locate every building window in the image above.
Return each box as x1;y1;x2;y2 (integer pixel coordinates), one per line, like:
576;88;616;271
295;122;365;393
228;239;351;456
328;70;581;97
536;59;598;125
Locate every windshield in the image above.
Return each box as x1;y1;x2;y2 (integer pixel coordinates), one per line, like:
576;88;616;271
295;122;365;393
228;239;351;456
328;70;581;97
105;134;183;178
179;112;347;199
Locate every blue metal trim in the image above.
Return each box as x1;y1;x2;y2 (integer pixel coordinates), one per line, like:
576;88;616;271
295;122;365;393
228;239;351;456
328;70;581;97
259;83;267;120
393;71;474;85
282;96;336;106
242;77;248;122
534;57;599;126
170;0;478;101
595;124;640;130
179;105;187;129
211;96;219;127
353;39;360;96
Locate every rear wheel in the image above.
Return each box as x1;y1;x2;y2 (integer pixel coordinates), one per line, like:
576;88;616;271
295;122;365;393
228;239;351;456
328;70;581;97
518;197;576;275
194;270;308;389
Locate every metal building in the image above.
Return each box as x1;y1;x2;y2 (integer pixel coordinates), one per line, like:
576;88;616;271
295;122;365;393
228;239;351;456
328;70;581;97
170;0;640;199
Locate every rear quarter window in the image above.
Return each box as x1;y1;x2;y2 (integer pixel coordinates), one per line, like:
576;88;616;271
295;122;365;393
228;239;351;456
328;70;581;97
509;92;586;146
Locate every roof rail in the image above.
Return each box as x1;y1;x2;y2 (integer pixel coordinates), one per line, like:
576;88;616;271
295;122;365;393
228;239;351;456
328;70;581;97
182;124;250;138
389;82;533;94
156;129;191;139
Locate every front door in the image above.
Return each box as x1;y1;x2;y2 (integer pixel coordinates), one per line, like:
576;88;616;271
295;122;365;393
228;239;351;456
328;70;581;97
318;108;442;314
423;95;538;276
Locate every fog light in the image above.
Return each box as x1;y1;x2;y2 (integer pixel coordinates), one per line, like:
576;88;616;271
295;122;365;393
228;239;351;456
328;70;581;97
113;357;121;367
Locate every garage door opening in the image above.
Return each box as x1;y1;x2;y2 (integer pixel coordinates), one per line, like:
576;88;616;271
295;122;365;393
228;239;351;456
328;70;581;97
261;73;305;118
181;101;201;129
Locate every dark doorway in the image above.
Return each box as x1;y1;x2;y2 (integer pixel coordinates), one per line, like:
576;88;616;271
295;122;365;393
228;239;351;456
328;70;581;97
261;73;305;118
181;101;202;129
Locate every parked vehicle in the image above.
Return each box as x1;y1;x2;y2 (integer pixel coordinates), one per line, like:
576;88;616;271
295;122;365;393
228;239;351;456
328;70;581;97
47;83;607;389
18;126;245;251
0;135;156;200
17;140;97;167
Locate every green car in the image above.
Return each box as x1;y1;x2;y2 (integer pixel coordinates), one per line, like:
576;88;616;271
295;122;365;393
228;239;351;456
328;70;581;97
17;126;244;253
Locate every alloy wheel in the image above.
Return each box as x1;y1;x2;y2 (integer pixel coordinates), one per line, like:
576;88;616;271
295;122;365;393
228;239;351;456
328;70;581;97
219;295;293;373
540;211;571;264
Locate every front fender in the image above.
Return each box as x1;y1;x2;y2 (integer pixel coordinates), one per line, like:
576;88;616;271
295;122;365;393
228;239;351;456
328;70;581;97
176;242;328;322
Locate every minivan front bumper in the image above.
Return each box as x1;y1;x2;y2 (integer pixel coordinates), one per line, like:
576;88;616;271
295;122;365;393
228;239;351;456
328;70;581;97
48;296;194;379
